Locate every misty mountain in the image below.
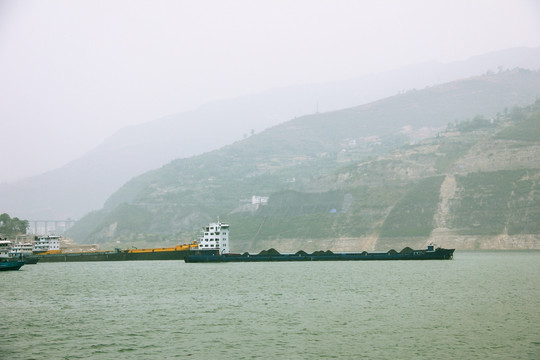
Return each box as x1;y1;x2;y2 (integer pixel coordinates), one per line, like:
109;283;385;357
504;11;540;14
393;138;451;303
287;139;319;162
67;69;540;251
2;47;540;220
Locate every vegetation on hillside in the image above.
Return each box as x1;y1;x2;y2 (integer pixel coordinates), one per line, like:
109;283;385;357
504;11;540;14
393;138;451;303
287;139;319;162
0;213;29;237
379;176;445;237
495;99;540;141
67;70;540;250
451;170;529;235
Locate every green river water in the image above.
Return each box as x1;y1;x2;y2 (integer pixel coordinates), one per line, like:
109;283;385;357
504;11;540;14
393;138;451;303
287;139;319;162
1;251;539;359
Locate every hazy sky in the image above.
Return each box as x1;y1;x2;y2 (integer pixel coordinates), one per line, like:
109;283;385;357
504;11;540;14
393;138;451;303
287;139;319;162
1;0;539;183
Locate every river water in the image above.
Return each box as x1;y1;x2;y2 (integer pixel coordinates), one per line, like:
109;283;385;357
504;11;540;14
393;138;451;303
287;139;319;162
1;251;539;359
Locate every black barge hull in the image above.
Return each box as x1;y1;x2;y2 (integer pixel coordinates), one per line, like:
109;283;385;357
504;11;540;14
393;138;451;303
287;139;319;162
185;248;455;263
35;250;191;262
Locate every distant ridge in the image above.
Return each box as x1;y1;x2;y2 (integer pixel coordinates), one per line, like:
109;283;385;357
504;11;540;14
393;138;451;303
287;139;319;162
1;47;540;220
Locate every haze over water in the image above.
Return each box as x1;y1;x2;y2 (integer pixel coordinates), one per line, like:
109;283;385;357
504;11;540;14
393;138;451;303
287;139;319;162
1;251;539;359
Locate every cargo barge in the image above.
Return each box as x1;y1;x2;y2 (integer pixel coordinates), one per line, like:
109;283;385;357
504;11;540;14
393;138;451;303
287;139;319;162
31;234;198;262
33;220;454;263
184;220;454;262
185;246;454;262
34;244;197;262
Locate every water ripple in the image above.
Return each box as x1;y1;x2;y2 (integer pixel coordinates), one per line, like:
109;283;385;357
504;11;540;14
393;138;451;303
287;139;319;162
1;252;539;359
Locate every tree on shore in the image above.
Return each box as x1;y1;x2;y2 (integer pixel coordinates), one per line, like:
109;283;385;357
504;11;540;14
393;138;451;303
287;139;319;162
0;213;29;237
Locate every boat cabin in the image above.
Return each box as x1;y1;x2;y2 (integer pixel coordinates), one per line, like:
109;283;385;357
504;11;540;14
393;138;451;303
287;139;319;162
33;235;61;253
0;240;12;258
193;220;230;254
9;242;34;257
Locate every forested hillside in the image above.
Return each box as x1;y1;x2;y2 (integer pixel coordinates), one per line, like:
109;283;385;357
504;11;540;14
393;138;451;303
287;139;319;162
68;70;540;251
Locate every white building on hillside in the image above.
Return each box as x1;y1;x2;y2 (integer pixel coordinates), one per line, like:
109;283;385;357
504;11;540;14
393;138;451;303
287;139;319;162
251;195;269;205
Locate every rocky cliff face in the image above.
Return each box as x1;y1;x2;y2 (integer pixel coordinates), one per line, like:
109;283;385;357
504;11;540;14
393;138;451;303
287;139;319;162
299;101;540;251
427;138;540;250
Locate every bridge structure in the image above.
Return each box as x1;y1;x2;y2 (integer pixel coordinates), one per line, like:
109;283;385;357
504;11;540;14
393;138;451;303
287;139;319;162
28;219;77;235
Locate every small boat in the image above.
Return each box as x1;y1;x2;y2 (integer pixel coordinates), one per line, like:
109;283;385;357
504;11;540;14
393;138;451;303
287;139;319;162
32;235;61;253
1;239;40;264
0;260;25;271
9;240;40;264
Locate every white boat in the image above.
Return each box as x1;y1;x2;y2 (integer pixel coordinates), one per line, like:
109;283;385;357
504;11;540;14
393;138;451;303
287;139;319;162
0;238;40;264
0;239;12;259
33;235;61;253
9;241;34;257
10;241;40;264
0;239;25;269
